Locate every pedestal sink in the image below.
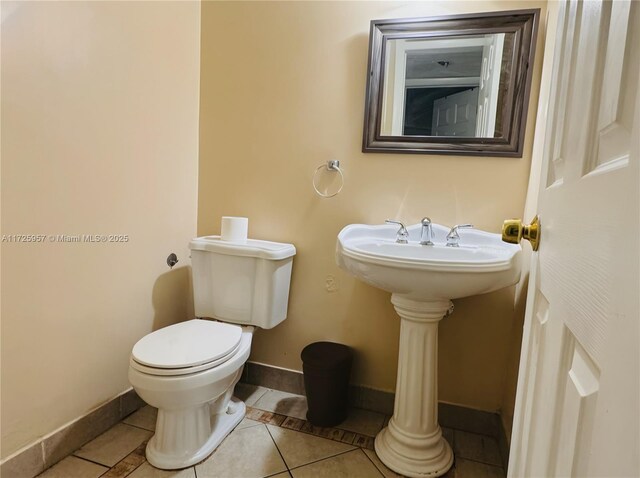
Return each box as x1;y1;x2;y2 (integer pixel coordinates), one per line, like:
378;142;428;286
336;222;521;477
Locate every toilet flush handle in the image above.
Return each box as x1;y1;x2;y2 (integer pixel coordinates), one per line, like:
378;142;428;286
167;253;179;269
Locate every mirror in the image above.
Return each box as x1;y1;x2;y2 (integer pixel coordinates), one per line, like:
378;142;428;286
363;10;539;157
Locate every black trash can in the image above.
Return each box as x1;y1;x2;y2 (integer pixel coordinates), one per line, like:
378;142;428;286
301;341;353;427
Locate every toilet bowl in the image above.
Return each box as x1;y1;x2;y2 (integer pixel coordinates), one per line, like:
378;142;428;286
129;320;253;469
129;236;295;469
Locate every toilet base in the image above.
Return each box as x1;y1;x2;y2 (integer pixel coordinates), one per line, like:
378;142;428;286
146;397;246;470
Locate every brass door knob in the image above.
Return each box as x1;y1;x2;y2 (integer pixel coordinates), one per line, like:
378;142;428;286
502;215;540;251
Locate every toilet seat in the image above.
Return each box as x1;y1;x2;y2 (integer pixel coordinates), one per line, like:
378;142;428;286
131;319;243;376
129;342;241;376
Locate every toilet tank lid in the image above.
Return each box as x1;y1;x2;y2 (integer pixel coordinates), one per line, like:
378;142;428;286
189;236;296;260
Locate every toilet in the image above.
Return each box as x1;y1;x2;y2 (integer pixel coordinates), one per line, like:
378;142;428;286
128;236;296;470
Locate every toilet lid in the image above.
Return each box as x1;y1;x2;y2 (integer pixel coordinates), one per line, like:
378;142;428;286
131;319;242;369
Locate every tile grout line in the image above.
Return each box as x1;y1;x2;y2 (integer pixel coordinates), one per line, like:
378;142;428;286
458;457;506;470
286;448;361;473
264;423;291;474
119;422;154;433
239;421;263;430
356;448;386;477
263;470;292;478
453;429;504;469
291;445;360;469
39;442;46;476
263;416;363;474
454;428;503;439
96;440;148;478
360;447;390;478
71;453;112;469
247;386;272;407
62;454;110;472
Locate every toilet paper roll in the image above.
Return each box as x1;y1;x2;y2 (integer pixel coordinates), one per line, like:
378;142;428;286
221;216;248;242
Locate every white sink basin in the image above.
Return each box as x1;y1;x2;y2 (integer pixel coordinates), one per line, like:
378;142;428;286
335;221;522;477
336;222;521;300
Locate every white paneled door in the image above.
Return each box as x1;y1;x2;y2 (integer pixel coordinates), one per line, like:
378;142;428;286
432;88;478;137
509;1;639;477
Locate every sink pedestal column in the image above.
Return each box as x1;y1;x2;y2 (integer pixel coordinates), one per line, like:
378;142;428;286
375;295;454;478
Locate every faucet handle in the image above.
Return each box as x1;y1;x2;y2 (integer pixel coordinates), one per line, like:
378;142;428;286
385;219;409;244
446;224;473;247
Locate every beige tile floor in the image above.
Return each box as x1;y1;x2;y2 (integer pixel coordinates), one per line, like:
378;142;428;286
37;384;505;478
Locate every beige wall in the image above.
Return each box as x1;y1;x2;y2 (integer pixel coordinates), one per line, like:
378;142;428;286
1;1;200;459
199;1;546;412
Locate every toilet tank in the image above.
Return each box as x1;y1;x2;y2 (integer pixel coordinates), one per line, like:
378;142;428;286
189;236;296;329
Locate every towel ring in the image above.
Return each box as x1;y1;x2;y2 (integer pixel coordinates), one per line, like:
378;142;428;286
312;160;344;198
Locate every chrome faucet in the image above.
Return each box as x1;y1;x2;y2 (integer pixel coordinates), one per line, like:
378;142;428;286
420;217;434;246
385;219;409;244
446;224;473;247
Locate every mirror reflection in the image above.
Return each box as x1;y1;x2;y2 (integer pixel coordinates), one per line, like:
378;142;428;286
380;33;515;138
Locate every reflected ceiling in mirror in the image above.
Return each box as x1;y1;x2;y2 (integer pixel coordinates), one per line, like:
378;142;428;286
363;10;539;157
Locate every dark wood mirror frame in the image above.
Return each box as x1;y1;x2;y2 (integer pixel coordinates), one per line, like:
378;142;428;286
362;9;539;157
